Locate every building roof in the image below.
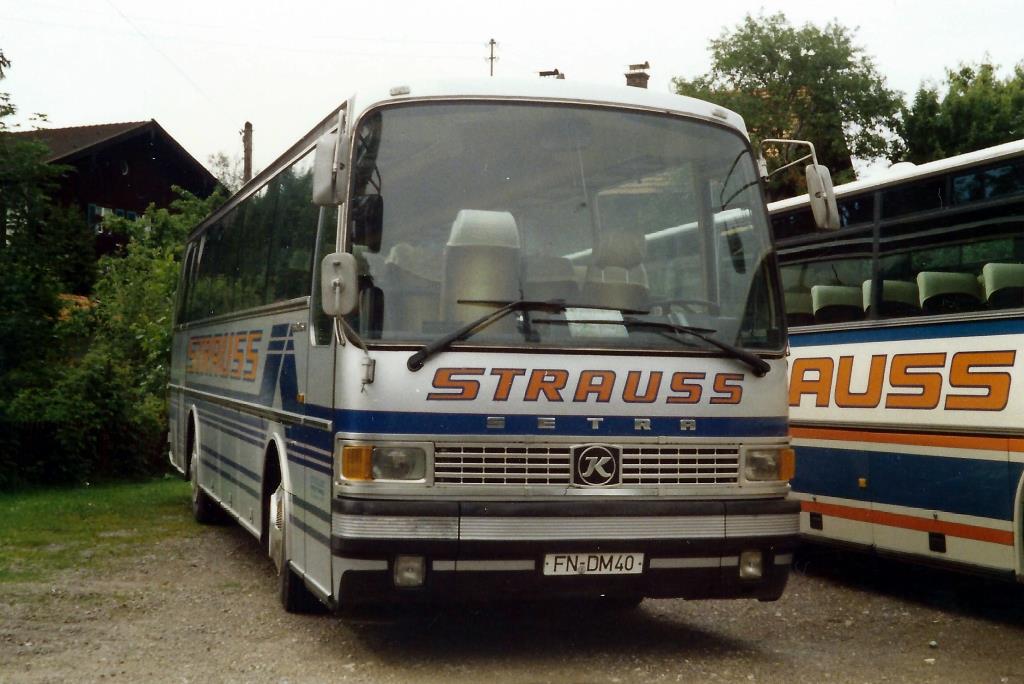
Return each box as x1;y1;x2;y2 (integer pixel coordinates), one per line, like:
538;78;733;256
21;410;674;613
11;121;151;162
10;119;217;187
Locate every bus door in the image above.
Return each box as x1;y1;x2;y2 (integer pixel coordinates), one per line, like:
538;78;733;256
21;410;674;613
296;206;340;594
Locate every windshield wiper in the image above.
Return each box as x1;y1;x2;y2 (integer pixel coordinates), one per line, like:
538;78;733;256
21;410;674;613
406;299;648;371
628;318;771;377
531;316;771;377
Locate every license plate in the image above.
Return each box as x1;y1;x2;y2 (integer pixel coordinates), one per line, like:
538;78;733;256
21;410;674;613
543;553;644;576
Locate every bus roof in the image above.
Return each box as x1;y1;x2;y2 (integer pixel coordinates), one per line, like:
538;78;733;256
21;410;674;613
345;78;747;135
768;137;1024;212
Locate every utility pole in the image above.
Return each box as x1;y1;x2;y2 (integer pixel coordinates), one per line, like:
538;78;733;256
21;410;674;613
486;38;498;77
242;121;253;183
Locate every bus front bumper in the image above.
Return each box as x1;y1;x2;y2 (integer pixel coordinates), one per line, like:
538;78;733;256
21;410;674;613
330;497;799;604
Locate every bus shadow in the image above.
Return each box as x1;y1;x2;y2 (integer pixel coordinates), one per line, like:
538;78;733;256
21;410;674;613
340;599;756;666
794;544;1024;627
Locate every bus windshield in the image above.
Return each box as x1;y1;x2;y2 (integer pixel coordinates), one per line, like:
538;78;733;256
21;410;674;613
348;101;781;352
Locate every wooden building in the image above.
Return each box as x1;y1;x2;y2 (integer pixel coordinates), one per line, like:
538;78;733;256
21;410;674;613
12;120;218;254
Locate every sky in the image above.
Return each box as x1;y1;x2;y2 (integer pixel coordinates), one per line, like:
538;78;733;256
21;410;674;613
2;0;1023;178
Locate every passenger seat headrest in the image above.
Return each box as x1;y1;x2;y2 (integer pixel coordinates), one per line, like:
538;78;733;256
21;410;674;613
385;242;442;282
447;210;520;249
593;231;646;268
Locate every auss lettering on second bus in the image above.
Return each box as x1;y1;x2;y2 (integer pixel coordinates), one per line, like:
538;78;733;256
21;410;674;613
168;80;819;612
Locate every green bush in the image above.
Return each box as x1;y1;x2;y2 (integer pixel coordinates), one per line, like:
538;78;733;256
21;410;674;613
0;189;224;489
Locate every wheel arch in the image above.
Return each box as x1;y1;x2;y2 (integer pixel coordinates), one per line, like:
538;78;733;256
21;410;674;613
260;432;290;548
185;405;201;476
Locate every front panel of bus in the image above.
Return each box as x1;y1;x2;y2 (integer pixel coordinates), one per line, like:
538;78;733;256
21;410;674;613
309;100;798;603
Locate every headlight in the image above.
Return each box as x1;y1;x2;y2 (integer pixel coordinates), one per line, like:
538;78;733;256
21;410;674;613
340;444;426;481
372;446;426;480
744;447;795;482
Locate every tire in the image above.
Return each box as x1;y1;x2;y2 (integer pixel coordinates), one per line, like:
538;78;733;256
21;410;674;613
268;482;324;614
189;438;221;524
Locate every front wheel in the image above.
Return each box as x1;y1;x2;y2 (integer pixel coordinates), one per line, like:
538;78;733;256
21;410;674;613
269;484;324;614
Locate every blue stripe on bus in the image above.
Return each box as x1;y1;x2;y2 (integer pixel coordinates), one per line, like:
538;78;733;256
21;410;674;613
204;460;260;499
790;317;1024;347
287;454;332;476
198;414;264;448
196;403;266;434
324;409;789;438
196;405;264;444
289;513;329;546
201;444;260;482
270;323;290;339
196;399;267;430
287;440;333;465
292;494;331;524
792;445;1024;521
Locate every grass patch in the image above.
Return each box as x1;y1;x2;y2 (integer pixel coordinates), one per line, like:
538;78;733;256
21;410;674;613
0;476;195;583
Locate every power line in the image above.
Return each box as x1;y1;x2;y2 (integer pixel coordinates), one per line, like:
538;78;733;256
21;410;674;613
4;15;483;62
103;0;232;116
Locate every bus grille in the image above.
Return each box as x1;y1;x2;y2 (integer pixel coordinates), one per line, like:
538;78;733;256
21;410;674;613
432;444;740;486
621;446;740;485
434;445;572;485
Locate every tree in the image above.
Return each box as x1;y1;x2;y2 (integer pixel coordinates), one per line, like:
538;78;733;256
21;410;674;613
672;12;903;198
0;48;224;487
207;151;246;195
1;188;224;486
897;62;1024;164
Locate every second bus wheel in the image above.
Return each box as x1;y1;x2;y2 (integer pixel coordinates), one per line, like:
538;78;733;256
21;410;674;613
269;483;325;614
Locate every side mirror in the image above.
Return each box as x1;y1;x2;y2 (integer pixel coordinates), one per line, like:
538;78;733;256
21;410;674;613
320;251;359;317
312;130;350;206
805;164;839;230
351;194;383;252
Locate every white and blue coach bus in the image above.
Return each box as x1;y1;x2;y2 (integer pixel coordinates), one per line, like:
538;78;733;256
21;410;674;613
770;139;1024;581
168;80;804;612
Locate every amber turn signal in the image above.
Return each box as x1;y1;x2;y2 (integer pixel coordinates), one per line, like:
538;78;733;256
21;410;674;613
779;447;796;482
341;445;373;480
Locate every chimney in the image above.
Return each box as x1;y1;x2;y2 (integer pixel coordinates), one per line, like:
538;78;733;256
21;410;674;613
625;61;650;89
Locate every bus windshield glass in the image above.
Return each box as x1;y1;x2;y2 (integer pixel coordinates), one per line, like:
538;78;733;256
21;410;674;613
347;101;781;352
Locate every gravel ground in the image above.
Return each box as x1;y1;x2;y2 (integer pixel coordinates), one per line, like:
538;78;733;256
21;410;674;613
3;521;1024;683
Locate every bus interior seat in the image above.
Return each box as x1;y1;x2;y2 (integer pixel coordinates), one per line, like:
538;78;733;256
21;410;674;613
862;279;920;318
811;285;863;324
784;290;815;327
523;255;579;302
384;242;442;334
981;262;1024;309
440;209;521;323
582;231;649;310
917;271;984;315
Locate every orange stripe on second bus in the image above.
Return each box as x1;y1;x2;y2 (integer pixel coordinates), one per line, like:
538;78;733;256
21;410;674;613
801;500;1015;546
790;426;1022;453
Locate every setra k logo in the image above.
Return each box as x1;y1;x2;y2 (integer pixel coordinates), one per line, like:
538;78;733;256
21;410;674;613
573;444;621;487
